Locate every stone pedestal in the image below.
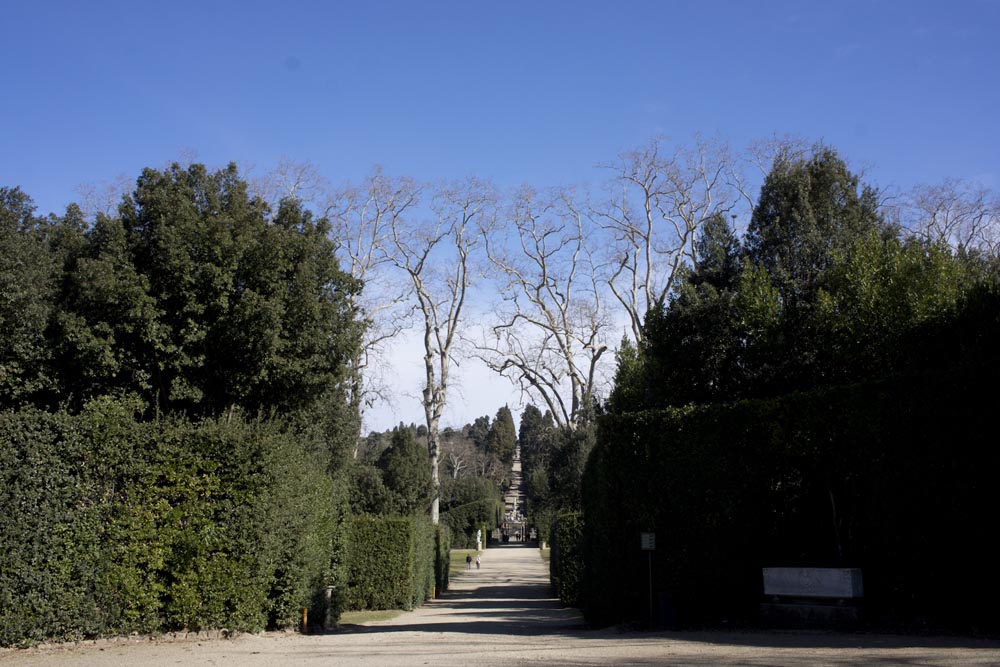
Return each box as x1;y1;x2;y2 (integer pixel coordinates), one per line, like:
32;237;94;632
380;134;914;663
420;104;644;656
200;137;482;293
761;567;864;629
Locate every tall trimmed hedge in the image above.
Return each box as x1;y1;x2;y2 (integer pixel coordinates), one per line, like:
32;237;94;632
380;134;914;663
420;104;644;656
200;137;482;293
0;398;341;646
549;512;584;607
584;361;1000;631
440;476;503;549
441;501;503;549
434;524;451;595
344;515;438;611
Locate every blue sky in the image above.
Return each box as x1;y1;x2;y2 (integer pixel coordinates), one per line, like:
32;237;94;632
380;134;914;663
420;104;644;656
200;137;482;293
4;0;997;216
3;0;998;429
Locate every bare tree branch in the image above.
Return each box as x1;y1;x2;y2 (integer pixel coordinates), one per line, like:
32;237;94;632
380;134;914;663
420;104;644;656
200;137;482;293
251;158;329;209
904;178;1000;256
476;187;611;429
386;176;497;523
325;167;421;434
594;136;745;342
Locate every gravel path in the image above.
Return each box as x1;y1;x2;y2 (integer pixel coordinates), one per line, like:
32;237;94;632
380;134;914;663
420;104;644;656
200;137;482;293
3;544;1000;666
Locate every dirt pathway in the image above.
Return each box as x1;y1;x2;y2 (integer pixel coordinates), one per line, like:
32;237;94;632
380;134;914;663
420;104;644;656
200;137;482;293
3;544;1000;666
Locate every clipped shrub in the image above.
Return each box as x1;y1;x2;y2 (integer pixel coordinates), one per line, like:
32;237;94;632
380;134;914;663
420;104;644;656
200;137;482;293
440;476;502;549
343;515;437;611
0;409;109;645
549;511;584;607
434;524;451;595
410;517;436;608
584;360;1000;631
0;399;340;646
344;516;413;610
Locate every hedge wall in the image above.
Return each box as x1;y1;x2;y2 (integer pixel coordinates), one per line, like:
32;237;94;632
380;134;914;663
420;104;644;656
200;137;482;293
584;361;1000;631
442;500;502;549
344;515;439;611
549;512;584;607
0;398;340;646
434;524;451;595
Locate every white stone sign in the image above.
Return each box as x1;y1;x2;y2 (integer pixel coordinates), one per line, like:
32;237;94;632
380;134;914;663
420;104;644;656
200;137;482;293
762;567;864;598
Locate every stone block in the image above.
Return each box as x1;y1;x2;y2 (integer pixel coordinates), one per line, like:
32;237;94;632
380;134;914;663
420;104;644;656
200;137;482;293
762;567;863;599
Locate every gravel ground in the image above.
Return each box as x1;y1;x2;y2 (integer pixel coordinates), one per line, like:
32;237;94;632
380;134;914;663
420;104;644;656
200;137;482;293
4;545;1000;667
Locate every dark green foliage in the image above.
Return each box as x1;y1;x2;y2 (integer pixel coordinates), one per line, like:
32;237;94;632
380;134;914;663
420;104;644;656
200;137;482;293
549;512;584;607
375;427;433;516
615;186;979;410
585;351;1000;630
486;405;517;465
347;462;394;515
545;426;595;513
440;476;503;548
518;404;557;539
597;144;1000;633
746;146;886;306
516;405;591;544
343;515;437;611
344;517;413;610
0;187;57;407
606;338;643;414
467;415;491;449
51;164;363;417
0;400;339;646
409;517;437;608
691;212;742;291
518;404;552;471
434;525;451;595
0;409;106;643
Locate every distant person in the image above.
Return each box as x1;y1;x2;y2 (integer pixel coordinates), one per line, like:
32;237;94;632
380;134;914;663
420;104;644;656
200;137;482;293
475;555;481;569
466;554;472;570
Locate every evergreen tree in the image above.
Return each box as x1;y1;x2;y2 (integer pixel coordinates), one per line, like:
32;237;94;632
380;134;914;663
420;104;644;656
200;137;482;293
0;187;57;407
375;426;433;516
50;163;363;422
691;212;742;291
486;405;517;465
518;404;554;472
467;415;491;449
746;146;886;306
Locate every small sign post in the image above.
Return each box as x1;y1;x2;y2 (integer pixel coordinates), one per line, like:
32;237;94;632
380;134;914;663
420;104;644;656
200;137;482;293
640;532;655;626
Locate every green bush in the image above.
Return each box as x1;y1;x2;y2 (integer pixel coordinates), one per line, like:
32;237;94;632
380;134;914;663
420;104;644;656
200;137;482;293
549;512;584;607
410;517;437;608
344;516;414;610
585;360;1000;630
434;524;451;595
440;476;502;549
0;399;340;646
343;515;438;611
0;409;107;645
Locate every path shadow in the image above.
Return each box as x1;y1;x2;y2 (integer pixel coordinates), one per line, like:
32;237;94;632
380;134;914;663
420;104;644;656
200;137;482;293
341;544;1000;651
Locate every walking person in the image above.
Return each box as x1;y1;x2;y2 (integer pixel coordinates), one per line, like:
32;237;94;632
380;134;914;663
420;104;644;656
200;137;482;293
466;554;472;570
475;554;481;570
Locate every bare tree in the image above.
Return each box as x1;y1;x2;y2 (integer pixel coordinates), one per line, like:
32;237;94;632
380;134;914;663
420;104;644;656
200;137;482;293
479;186;612;429
326;168;421;437
595;136;744;342
443;438;470;479
250;157;329;210
386;177;496;524
75;174;133;220
905;178;999;256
